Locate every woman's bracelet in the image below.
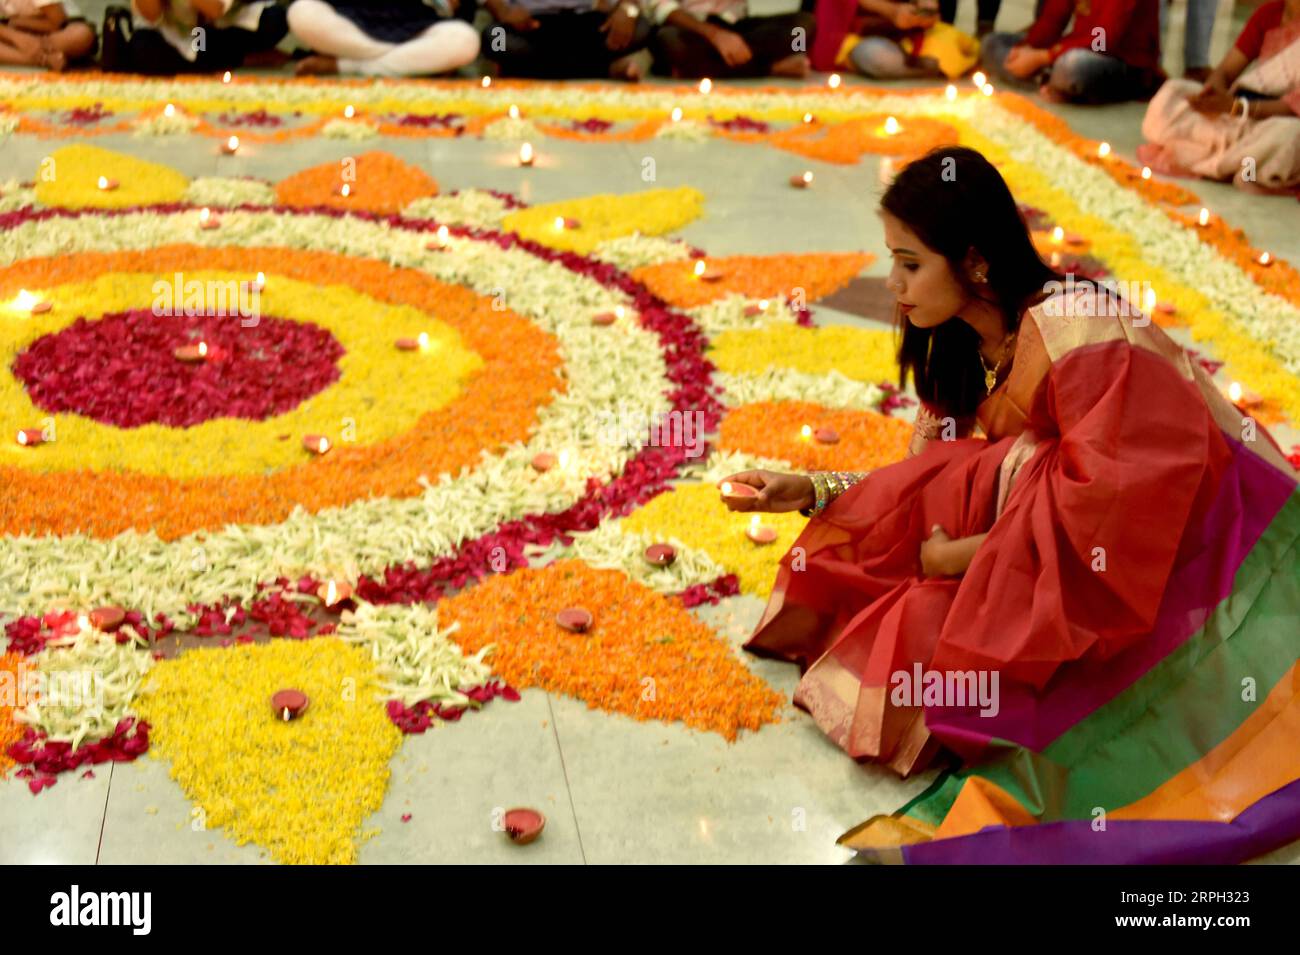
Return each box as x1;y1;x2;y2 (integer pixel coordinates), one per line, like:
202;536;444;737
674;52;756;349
800;471;867;518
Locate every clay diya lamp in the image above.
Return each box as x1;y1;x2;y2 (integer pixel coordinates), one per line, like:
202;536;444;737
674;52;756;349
555;607;593;633
814;427;840;444
272;689;310;721
718;481;760;502
89;606;126;632
503;808;545;844
644;543;677;567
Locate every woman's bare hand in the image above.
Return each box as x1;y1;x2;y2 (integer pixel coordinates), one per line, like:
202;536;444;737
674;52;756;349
717;471;814;513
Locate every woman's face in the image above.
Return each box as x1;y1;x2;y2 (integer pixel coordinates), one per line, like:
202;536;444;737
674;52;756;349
881;210;968;329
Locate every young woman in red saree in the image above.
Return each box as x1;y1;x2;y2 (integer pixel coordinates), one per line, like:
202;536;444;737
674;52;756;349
719;147;1300;862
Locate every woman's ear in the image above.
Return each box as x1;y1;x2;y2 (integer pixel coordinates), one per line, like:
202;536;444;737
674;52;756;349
963;248;990;286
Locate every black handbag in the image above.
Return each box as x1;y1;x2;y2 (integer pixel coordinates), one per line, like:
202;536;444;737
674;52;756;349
98;5;132;72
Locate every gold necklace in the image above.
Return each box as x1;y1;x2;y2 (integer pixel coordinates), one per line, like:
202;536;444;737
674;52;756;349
978;332;1016;394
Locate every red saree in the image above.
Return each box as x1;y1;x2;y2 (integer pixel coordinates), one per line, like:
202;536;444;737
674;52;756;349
744;285;1297;776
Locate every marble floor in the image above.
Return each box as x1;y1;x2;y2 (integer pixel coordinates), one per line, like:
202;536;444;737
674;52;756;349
2;1;1298;866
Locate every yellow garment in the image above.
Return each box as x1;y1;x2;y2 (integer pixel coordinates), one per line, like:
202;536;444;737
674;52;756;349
837;21;979;78
902;21;980;79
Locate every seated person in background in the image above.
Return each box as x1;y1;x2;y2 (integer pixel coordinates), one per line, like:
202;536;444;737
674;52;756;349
646;0;816;79
982;0;1164;104
0;0;94;70
936;0;1012;39
1141;0;1300;194
288;0;480;76
811;0;979;80
109;0;287;74
481;0;652;81
1162;0;1218;82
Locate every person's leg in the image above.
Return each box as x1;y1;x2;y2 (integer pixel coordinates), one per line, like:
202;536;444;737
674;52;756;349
204;3;288;70
650;23;723;78
286;0;394;61
0;24;42;65
1047;49;1143;103
48;21;97;61
980;31;1030;86
481;20;542;74
975;0;1000;35
849;36;940;79
733;11;813;77
348;18;480;76
121;26;198;74
514;12;623;77
1183;0;1216;75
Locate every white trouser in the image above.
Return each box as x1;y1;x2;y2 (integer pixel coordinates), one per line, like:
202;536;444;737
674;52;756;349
286;0;480;76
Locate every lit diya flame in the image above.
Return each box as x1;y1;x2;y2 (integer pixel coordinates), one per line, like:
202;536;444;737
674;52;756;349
425;224;451;252
222;70;231;84
96;176;117;191
1226;382;1263;409
981;82;994;96
719;480;759;500
508;104;520;120
1198;207;1210;226
1097;141;1111;158
337;183;352;198
1141;166;1152;180
13;289;51;314
163;103;175;118
671;106;683;122
972;71;986;87
827;73;841;89
317;579;354;609
883;116;900;136
16;428;45;447
271;689;309;721
198;207;219;230
802;112;814;123
1258;252;1272;267
945;84;957;101
481;75;491;88
518;141;534;166
800;424;813;441
174;341;209;362
1142;287;1157;313
304;434;331;455
1051;226;1065;244
790;171;813;188
746;514;778;544
343;104;355;119
222;135;240;155
693;259;723;281
698;78;712;94
554;216;565;230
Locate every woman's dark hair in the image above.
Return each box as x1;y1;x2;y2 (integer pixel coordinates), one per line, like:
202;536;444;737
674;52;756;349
881;146;1059;420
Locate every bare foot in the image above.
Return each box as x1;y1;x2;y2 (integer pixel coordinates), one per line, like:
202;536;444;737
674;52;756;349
1038;83;1069;104
39;48;67;72
1136;141;1195;178
295;55;339;76
770;53;809;79
609;49;649;83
